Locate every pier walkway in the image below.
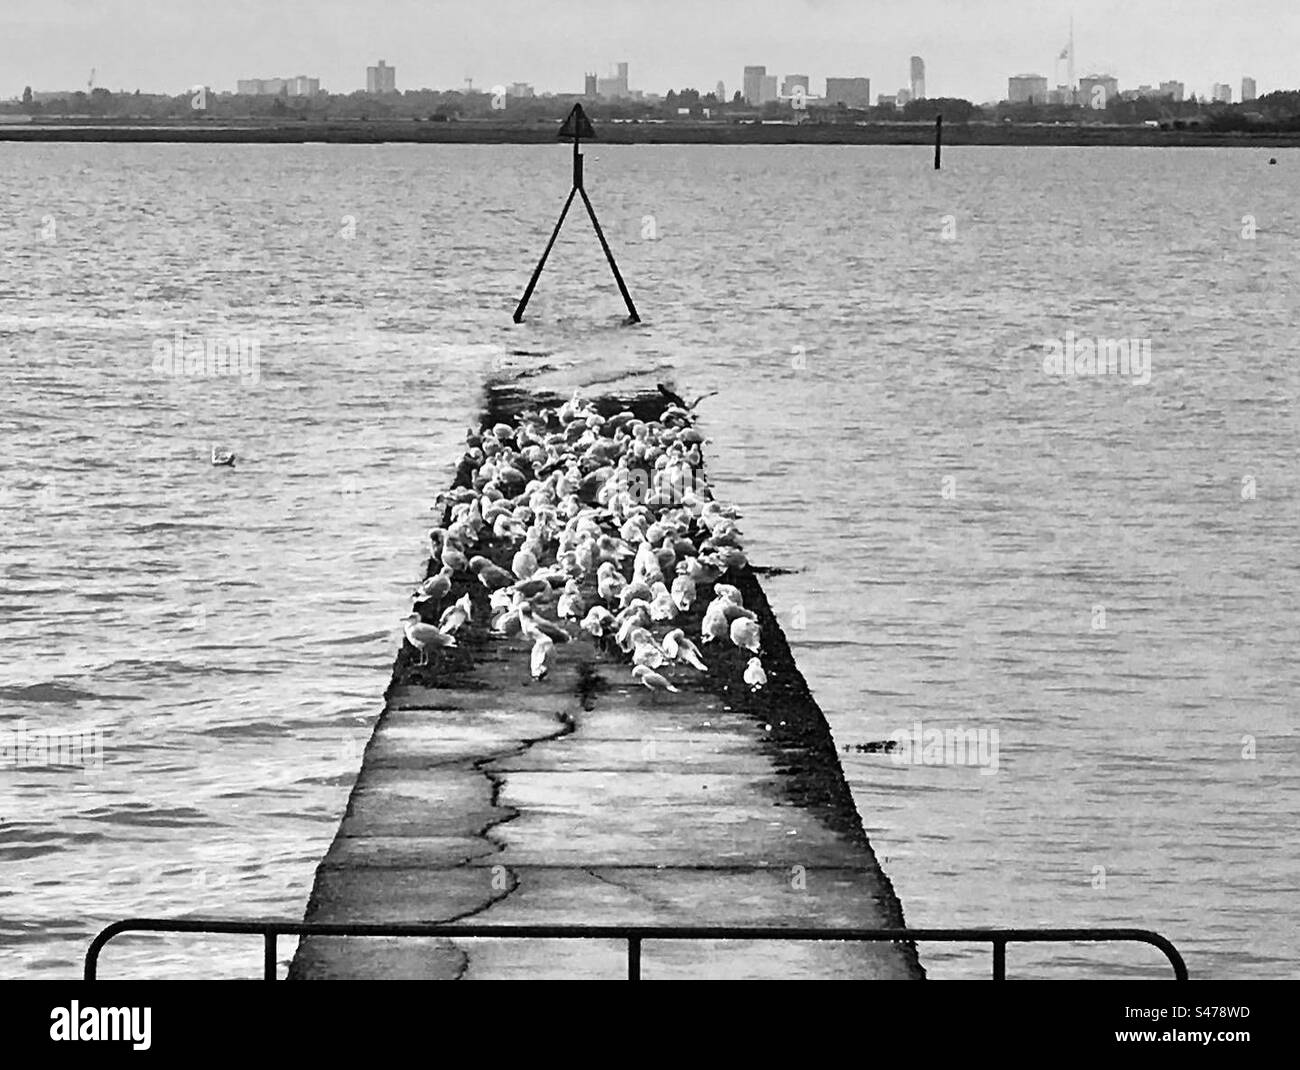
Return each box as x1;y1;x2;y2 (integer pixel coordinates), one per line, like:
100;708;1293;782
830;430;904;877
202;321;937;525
288;382;922;980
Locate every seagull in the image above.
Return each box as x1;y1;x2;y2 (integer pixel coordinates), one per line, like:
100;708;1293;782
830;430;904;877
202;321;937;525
580;604;615;638
210;446;235;467
618;579;653;608
663;628;707;672
714;583;744;607
402;612;457;665
670;574;696;612
512;547;538;580
632;664;679;697
701;601;730;644
648;587;677;622
556;579;583;621
517;602;572;643
596;561;626;603
414;567;452;605
442;545;469;572
438;593;472;635
744;656;767;691
509;576;552;601
631;640;665;669
730;617;761;654
530;634;553;681
469;556;516;591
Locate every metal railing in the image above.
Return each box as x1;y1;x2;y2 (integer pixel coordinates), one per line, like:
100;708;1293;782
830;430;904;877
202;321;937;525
84;918;1188;981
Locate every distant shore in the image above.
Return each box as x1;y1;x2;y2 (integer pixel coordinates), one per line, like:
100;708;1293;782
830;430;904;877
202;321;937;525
2;118;1298;148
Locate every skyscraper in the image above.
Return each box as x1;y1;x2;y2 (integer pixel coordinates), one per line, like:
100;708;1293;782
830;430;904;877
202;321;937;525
743;66;766;105
366;60;395;94
910;56;926;100
1212;83;1233;104
585;72;597;98
716;80;726;102
1242;77;1257;102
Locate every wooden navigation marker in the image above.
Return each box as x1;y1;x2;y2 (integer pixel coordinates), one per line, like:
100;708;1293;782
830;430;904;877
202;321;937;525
513;103;640;324
934;114;943;170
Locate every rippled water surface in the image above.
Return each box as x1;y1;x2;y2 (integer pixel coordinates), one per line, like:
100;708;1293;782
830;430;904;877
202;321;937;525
1;143;1297;979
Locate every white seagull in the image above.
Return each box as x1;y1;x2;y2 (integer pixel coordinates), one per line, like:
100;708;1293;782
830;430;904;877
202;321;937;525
403;612;457;665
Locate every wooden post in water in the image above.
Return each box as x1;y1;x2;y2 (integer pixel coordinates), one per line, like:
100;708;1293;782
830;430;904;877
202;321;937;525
513;103;640;324
934;114;943;170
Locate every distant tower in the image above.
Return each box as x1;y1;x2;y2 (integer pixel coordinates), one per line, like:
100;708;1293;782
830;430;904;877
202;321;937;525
1067;18;1076;102
585;72;597;98
366;59;395;94
743;66;765;105
909;56;925;100
716;80;726;102
1242;76;1257;102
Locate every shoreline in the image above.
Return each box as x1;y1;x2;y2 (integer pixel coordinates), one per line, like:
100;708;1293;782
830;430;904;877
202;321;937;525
3;119;1298;148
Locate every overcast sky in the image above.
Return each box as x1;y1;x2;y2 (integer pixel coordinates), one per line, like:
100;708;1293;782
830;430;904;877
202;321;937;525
3;0;1294;102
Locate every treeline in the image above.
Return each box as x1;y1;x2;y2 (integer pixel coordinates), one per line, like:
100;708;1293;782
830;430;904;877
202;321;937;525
7;85;1300;129
0;87;990;125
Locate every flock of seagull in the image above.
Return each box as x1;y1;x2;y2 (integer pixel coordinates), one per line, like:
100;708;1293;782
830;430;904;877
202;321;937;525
401;388;769;699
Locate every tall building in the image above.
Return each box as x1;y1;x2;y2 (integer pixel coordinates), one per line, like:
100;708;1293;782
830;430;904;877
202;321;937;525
760;74;778;104
715;80;726;102
584;72;597;98
1008;74;1049;104
596;61;629;99
1212;83;1233;104
366;60;396;94
287;76;319;96
824;77;871;108
1078;74;1118;108
507;83;534;99
1159;80;1185;102
910;56;926;100
781;74;810;98
743;65;766;105
1242;77;1257;102
897;88;912;105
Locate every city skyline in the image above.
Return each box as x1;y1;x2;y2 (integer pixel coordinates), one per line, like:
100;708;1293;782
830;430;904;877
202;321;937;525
2;0;1294;103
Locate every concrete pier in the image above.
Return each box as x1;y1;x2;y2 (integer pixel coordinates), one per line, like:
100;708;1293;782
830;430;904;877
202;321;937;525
289;385;923;980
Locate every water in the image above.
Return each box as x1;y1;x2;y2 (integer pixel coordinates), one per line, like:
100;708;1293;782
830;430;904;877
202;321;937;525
1;142;1296;980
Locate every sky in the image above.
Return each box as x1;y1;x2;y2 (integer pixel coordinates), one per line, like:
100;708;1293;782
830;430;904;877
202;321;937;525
3;0;1295;102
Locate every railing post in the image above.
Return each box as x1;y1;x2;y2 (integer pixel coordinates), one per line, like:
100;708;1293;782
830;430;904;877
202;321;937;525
264;932;277;981
992;937;1007;980
628;936;641;981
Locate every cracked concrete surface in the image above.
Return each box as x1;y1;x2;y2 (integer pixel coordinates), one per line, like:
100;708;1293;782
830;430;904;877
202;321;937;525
289;627;923;980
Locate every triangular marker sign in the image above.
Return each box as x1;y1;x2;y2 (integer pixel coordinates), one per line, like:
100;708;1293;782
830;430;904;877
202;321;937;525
558;103;596;140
